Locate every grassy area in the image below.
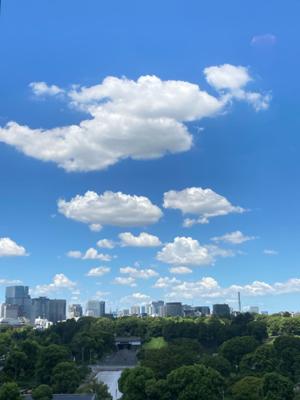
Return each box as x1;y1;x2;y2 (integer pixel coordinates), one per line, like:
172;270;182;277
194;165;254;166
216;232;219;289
143;337;168;350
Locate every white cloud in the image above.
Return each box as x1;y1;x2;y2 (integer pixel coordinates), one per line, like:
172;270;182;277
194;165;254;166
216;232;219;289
67;250;82;259
157;236;233;266
264;249;278;256
89;224;102;232
121;292;151;304
204;64;271;111
29;81;64;97
120;266;159;279
82;248;112;261
0;279;23;285
204;64;251;91
166;276;300;301
153;276;181;288
97;239;115;249
67;248;112;261
0;67;269;172
113;276;137;287
119;232;161;247
58;191;162;230
86;266;111;277
0;237;28;257
169;266;193;275
212;230;256;244
251;34;277;46
95;290;111;298
163;187;245;226
34;273;76;296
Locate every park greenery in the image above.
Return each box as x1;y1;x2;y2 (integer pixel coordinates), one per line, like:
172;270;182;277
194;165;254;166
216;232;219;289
1;313;300;398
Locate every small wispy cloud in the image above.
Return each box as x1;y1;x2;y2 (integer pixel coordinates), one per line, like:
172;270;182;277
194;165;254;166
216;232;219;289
264;249;278;256
251;34;277;47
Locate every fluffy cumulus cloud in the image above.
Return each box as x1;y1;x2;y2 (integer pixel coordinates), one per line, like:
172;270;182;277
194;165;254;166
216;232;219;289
34;273;76;296
165;277;300;301
58;191;162;230
157;236;233;266
29;82;64;96
67;248;112;261
169;266;193;275
119;232;161;247
97;239;115;249
212;230;256;244
204;64;271;111
163;187;245;226
0;237;28;257
113;276;137;287
120;266;159;279
86;266;111;277
121;292;151;304
0;66;269;172
153;276;181;288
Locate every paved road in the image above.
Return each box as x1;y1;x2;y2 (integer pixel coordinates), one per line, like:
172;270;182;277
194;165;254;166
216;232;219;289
96;370;123;400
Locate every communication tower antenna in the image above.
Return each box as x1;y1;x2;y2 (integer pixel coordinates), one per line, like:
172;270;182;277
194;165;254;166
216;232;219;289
238;292;241;313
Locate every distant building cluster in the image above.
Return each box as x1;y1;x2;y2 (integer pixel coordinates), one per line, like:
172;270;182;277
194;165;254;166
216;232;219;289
0;285;264;329
0;286;66;327
119;301;227;318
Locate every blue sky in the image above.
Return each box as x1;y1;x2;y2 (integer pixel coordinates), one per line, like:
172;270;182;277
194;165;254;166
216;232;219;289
0;0;300;313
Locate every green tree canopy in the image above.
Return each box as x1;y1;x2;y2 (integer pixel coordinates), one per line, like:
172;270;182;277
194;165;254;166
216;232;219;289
220;336;259;366
32;384;53;400
166;364;224;400
231;376;263;400
76;379;112;400
119;367;155;400
51;361;80;393
0;382;22;400
262;372;294;400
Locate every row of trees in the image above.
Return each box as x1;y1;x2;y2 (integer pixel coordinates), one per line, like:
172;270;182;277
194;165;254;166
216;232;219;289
0;317;115;394
1;313;300;398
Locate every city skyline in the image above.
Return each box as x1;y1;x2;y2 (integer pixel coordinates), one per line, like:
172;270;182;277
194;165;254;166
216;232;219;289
1;1;300;313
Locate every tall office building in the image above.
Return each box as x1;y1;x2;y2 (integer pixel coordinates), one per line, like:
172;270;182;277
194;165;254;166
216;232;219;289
99;301;105;316
31;297;66;323
165;302;183;317
86;300;105;317
194;306;210;316
151;300;164;316
1;303;19;319
49;299;66;323
69;304;83;319
31;297;50;322
5;286;31;318
213;304;230;317
130;305;140;316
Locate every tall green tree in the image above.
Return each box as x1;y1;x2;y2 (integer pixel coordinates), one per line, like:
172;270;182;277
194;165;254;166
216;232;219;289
35;344;70;384
166;364;224;400
32;384;53;400
0;382;22;400
51;361;80;393
119;367;155;400
220;336;259;366
262;372;294;400
76;379;112;400
231;376;263;400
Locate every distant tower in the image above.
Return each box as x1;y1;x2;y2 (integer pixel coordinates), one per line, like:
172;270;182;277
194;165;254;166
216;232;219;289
238;292;241;313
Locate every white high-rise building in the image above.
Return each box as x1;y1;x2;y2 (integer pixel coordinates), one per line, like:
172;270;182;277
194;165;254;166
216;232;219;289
86;300;105;317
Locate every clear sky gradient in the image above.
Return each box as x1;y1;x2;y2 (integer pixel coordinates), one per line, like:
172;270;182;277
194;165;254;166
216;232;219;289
0;0;299;312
